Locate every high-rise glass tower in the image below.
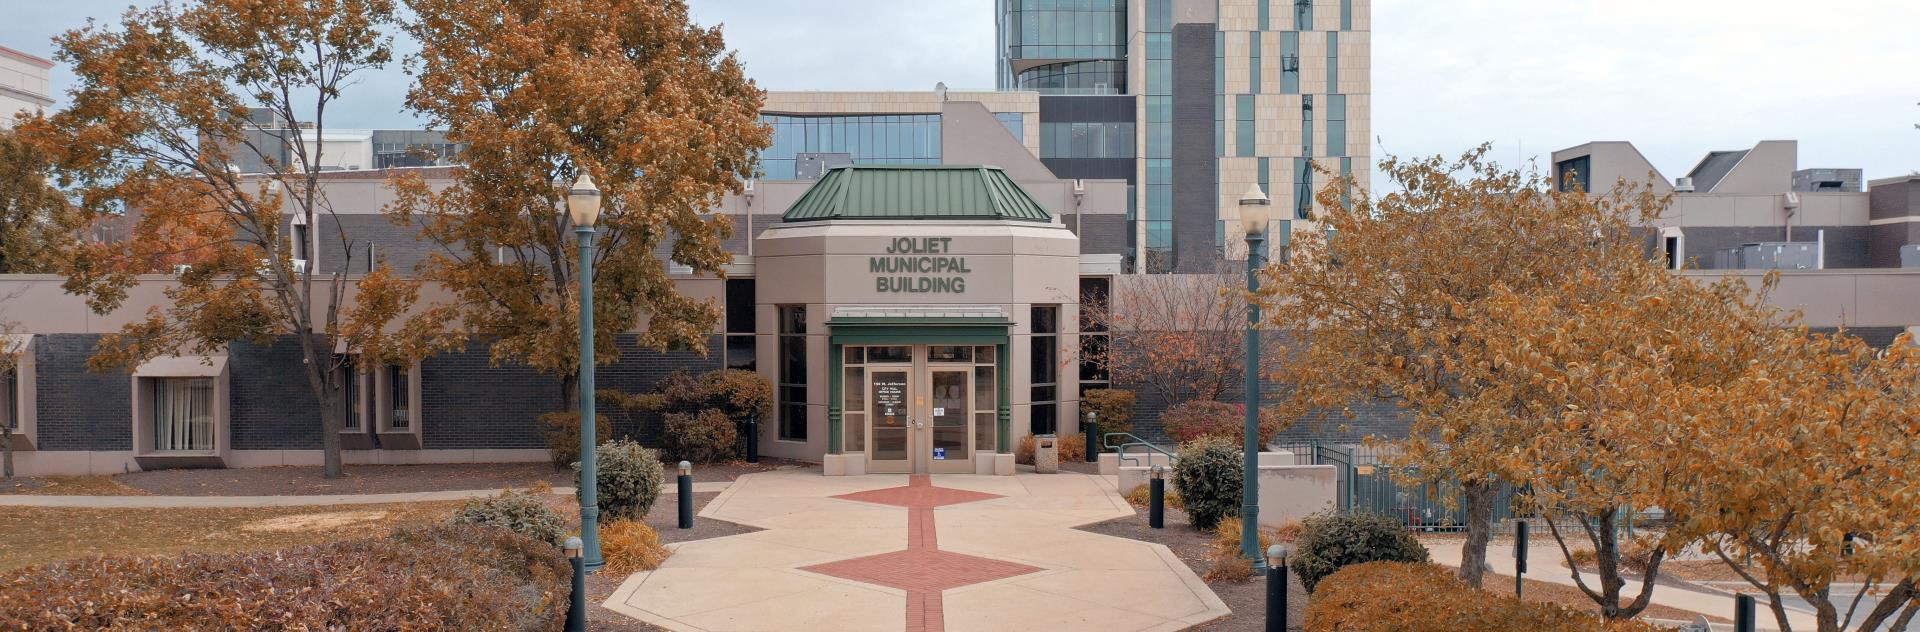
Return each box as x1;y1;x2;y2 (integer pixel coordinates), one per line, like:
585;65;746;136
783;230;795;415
998;0;1370;273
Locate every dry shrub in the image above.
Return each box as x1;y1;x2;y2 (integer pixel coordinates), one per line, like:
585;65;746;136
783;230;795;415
600;519;671;575
1561;542;1654;575
1271;519;1305;543
1014;434;1086;465
1160;400;1283;445
1305;562;1663;632
0;524;568;631
1566;547;1598;569
663;409;739;464
539;411;610;469
1082;388;1137;435
1204;517;1276;582
1122;483;1184;511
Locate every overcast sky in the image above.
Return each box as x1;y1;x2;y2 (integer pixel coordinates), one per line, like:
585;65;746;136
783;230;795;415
5;0;1916;188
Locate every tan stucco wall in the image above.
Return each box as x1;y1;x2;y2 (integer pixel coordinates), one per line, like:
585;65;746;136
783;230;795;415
749;219;1083;462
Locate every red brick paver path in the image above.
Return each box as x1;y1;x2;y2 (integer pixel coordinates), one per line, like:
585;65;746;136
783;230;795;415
801;476;1041;632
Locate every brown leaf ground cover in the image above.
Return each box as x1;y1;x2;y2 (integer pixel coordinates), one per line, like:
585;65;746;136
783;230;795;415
0;475;150;496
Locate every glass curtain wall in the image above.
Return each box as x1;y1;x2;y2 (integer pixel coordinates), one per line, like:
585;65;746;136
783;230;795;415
758;115;943;180
997;0;1128;93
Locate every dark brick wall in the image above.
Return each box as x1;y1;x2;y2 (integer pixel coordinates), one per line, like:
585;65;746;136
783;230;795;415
1676;225;1872;269
318;214;434;275
593;337;725;446
31;332;724;453
420;340;563;450
228;337;325;450
32;334;132;451
420;335;723;450
1171;23;1220;274
1066;213;1130;255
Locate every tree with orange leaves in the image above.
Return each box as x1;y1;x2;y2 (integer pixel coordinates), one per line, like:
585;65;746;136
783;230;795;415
1259;146;1670;587
387;0;768;407
23;0;418;478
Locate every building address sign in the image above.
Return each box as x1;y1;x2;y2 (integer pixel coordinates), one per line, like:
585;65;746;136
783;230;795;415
871;237;971;293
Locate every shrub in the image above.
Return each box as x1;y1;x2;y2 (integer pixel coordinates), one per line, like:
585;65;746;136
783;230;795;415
1173;436;1243;530
1082;389;1138;435
1014;433;1086;465
1292;512;1430;592
1561;541;1656;575
1160;400;1283;446
539;411;611;470
1304;561;1663;632
452;488;568;547
1272;519;1305;543
1123;483;1184;511
601;519;672;575
611;369;774;424
663;409;740;463
0;524;568;631
1204;517;1276;581
577;439;665;521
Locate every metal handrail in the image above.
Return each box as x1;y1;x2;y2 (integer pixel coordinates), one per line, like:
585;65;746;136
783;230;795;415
1102;432;1176;469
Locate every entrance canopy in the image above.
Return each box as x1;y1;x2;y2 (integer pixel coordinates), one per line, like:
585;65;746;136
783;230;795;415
781;164;1054;223
826;305;1010;345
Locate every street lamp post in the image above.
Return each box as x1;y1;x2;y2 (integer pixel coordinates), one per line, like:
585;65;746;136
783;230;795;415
568;174;605;572
1239;183;1272;571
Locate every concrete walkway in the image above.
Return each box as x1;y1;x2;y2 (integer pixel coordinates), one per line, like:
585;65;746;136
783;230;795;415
1425;539;1822;631
0;481;732;508
605;470;1229;632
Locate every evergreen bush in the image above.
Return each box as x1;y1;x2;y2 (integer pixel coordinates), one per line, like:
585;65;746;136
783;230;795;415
1173;436;1243;530
451;488;568;547
577;439;665;521
1292;511;1430;592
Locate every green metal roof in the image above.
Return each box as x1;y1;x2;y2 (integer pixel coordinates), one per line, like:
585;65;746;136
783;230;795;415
780;165;1054;223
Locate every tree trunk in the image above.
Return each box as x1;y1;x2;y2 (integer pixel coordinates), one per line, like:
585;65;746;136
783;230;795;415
1458;478;1496;588
562;373;579;413
1765;591;1794;632
295;333;345;479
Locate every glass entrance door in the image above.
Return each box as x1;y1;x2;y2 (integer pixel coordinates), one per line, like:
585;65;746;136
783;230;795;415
867;369;912;474
848;345;989;475
925;368;972;474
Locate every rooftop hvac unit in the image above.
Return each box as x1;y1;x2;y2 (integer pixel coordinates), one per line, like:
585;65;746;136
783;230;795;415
1737;242;1817;270
1674;176;1695;192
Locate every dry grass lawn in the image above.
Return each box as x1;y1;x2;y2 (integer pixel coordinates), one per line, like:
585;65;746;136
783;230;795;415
0;501;465;572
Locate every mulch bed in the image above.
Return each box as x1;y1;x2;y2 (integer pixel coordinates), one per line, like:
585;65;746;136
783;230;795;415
1078;507;1308;632
115;459;808;496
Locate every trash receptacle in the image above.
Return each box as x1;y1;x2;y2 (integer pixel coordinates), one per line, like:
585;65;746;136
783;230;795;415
1035;434;1059;474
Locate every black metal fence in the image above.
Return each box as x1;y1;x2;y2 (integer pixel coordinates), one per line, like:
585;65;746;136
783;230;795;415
1271;441;1517;532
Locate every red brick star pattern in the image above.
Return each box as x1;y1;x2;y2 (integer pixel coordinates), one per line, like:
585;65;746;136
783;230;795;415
800;475;1040;632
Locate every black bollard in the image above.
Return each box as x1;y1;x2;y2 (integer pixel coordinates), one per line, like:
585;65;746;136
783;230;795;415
1085;412;1100;464
1148;465;1166;529
677;461;694;530
1515;519;1529;598
1735;593;1755;632
1265;545;1290;632
745;412;759;464
565;537;586;632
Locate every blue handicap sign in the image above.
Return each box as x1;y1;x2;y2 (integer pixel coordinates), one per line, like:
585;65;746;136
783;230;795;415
933;447;947;460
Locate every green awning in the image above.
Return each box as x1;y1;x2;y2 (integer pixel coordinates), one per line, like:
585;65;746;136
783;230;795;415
825;306;1012;345
782;165;1054;223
